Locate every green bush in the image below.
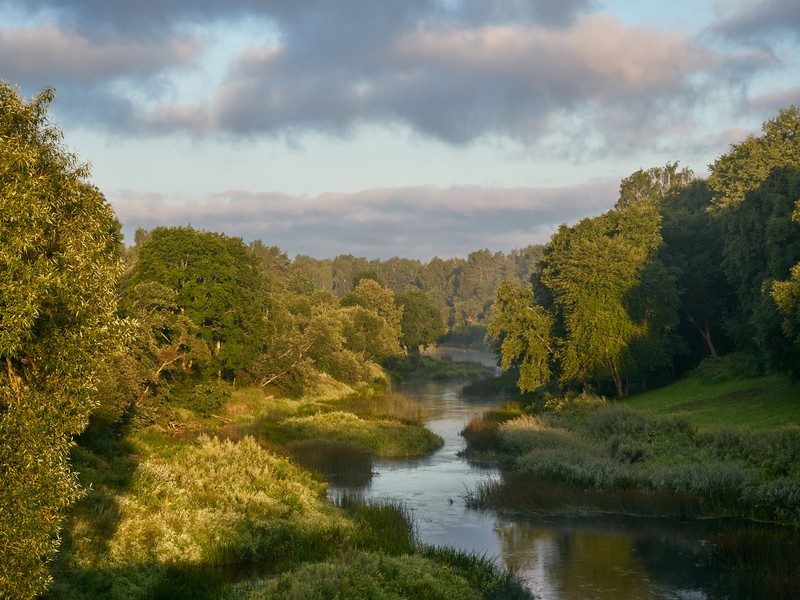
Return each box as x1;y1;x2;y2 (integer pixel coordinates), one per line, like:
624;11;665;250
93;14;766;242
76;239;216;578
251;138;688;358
225;551;484;600
693;352;763;383
170;380;232;416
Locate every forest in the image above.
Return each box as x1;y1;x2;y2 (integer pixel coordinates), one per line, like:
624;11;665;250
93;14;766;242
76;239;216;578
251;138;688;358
2;79;800;599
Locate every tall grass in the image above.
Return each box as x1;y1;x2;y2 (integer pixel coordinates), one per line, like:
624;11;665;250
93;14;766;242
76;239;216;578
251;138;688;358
260;409;443;457
463;391;800;522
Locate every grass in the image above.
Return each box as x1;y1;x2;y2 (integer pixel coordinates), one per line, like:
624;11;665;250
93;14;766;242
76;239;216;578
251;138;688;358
261;410;443;457
462;378;800;523
45;377;532;599
623;373;800;430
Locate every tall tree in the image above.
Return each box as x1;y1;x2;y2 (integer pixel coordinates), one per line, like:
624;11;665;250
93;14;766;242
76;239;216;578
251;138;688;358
129;227;267;379
707;106;800;211
616;162;694;209
395;290;446;354
341;279;403;362
0;83;123;598
490;198;680;397
707;108;800;371
659;180;734;363
486;280;554;392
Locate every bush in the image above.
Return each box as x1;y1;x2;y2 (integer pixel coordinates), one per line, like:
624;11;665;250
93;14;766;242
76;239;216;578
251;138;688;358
693;352;763;384
170;380;232;416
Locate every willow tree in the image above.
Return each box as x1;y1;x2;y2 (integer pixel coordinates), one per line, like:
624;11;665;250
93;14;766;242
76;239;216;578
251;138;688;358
538;206;668;397
0;83;123;598
489;202;679;397
486;280;553;392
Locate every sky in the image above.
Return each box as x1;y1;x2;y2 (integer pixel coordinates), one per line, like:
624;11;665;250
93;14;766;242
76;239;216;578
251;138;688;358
2;0;799;260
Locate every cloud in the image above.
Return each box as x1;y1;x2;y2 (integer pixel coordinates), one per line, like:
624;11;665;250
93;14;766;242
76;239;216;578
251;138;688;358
713;0;800;42
150;14;734;153
0;24;200;86
4;1;756;153
747;86;800;112
110;182;619;260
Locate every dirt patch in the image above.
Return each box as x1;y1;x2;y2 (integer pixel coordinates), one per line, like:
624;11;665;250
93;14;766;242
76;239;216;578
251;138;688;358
716;387;767;402
679;387;767;411
225;402;249;415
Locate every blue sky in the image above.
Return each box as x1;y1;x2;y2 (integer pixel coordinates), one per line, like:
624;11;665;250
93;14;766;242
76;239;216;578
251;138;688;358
3;0;799;259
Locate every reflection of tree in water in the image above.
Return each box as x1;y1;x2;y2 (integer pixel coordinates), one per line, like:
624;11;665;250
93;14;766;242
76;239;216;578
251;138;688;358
493;516;713;599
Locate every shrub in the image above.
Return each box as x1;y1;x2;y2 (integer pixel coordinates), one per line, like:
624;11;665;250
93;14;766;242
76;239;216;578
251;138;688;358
693;352;763;384
264;411;443;457
224;551;485;600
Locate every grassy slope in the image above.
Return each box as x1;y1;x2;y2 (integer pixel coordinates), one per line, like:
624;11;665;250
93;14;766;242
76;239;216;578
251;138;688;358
623;374;800;430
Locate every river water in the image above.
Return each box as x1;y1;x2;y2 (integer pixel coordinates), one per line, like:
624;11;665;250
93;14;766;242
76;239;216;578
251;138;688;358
317;349;778;599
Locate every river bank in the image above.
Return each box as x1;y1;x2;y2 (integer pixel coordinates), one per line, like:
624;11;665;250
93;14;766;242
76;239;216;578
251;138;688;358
460;372;800;598
44;362;531;600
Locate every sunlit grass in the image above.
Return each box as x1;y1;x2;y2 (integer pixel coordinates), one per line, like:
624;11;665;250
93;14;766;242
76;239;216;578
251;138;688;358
463;386;800;522
261;410;443;457
624;374;800;430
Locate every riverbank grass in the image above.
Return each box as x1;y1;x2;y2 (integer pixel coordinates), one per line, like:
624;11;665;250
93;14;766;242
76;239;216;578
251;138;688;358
47;378;530;599
463;376;800;523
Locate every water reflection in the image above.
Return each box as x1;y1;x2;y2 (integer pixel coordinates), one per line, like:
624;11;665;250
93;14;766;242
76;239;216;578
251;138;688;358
495;516;715;599
304;349;792;599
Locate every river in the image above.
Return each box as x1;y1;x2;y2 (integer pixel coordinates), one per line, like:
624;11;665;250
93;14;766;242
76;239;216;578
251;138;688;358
315;348;784;599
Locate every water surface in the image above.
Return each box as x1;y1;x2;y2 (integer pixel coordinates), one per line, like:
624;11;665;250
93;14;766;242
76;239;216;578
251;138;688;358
318;349;785;599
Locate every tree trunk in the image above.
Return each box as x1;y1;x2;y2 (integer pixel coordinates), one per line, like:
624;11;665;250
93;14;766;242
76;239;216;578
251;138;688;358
686;313;718;358
611;364;627;398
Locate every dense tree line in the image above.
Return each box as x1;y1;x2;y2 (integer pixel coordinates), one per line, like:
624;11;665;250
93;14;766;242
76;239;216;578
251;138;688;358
291;245;543;338
488;107;800;397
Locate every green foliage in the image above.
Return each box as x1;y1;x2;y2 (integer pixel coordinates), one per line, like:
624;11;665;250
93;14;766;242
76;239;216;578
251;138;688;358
226;547;533;600
169;380;232;416
707;108;800;375
659;180;733;365
261;410;443;458
486;280;553;392
340;279;404;362
225;551;484;600
395;289;446;353
772;262;800;379
464;374;800;521
692;352;763;384
616;161;694;209
291;246;544;338
0;82;123;598
708;106;800;211
129;227;267;379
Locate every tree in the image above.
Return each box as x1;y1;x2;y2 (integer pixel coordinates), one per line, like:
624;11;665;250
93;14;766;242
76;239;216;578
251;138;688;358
0;83;123;598
770;200;800;380
707;106;800;211
706;109;800;372
123;281;212;396
491;196;680;398
395;290;446;354
129;227;268;379
486;280;554;392
616;162;694;209
341;279;403;362
659;180;734;364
